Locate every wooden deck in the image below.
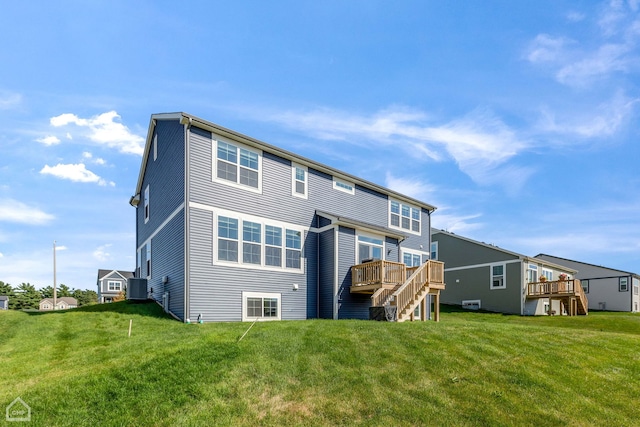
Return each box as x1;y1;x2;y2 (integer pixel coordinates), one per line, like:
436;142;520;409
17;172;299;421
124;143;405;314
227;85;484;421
351;260;445;322
527;279;588;316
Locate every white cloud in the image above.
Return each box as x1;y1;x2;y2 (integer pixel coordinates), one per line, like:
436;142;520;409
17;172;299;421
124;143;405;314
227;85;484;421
40;163;115;187
36;135;61;146
93;244;112;262
0;92;22;110
55;245;68;251
50;111;144;155
538;91;638;137
268;106;527;187
82;151;107;165
384;172;438;202
567;11;586;22
527;1;640;87
0;199;55;225
0;252;4;258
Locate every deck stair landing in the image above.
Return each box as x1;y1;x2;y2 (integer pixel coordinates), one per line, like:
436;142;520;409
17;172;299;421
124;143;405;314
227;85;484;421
351;260;445;322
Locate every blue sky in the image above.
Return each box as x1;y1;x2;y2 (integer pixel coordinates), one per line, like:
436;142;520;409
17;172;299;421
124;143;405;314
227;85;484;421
1;0;639;290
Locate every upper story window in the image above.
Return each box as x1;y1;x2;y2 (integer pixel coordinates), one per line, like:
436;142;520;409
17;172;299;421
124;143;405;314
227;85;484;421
215;212;304;272
541;268;553;282
389;200;420;234
213;139;262;192
144;185;150;223
357;234;384;263
582;279;589;294
153;134;158;161
491;264;506;289
292;164;308;199
619;277;629;292
333;178;355;195
634;282;639;295
108;281;122;291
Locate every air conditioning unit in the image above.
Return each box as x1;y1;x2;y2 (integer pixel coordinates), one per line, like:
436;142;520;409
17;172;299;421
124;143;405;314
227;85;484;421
127;278;148;301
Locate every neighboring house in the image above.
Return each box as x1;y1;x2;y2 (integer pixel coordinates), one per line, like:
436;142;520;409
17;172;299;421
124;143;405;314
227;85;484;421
129;112;445;323
535;254;639;312
0;295;8;310
97;269;134;303
39;297;78;311
432;229;587;315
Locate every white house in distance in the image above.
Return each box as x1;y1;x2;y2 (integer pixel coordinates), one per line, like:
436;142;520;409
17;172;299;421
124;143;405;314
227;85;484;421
536;254;639;312
39;297;78;311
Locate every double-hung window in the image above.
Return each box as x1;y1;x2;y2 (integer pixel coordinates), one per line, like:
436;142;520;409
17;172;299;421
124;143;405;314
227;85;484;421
619;277;629;292
216;212;303;271
108;281;121;291
430;242;438;260
215;140;261;190
218;216;239;262
402;251;422;267
265;226;282;267
541;268;553;282
286;230;302;269
389;200;420;234
491;264;505;289
243;221;261;265
582;279;589;294
292;164;308;198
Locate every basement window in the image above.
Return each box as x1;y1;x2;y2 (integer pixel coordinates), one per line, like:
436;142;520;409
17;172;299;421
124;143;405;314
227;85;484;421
242;291;281;321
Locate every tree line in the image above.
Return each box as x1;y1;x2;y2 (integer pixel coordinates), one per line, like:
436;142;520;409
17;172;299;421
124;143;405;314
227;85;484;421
0;281;98;310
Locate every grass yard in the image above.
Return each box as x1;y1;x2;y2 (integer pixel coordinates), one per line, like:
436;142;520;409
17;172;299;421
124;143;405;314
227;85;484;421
1;302;639;426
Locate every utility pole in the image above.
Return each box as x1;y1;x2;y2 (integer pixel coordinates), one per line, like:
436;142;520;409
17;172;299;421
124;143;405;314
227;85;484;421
53;241;57;310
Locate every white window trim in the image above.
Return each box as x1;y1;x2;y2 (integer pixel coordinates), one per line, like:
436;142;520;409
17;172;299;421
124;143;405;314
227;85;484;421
462;300;481;310
136;249;141;278
242;291;281;321
582;279;589;294
291;163;308;199
212;207;305;273
388;199;421;236
541;268;553;282
144;185;150;224
332;178;355;195
620;277;629;292
153;134;158;161
430;241;438;260
107;280;122;291
400;248;429;266
355;231;386;265
146;242;152;280
490;263;506;290
212;138;263;194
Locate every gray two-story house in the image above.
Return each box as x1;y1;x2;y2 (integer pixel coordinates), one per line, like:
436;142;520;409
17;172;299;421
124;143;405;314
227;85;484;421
129;112;444;323
536;254;639;312
97;269;134;303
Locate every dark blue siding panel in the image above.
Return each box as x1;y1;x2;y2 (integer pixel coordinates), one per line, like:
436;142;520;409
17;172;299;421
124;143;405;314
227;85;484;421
137;119;185;247
318;228;335;319
337;226;370;319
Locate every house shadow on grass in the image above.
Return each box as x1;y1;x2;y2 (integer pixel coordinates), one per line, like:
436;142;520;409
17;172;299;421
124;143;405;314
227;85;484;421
24;300;173;320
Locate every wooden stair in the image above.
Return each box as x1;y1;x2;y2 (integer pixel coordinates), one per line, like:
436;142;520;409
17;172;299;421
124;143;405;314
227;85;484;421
388;261;445;322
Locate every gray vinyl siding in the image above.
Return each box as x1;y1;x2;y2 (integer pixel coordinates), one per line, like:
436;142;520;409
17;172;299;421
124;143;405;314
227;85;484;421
305;231;319;318
432;232;519;268
318;228;335;319
441;261;523;314
150;209;185;319
187;207;307;322
385;237;399;263
337;226;370;319
137;119;185;247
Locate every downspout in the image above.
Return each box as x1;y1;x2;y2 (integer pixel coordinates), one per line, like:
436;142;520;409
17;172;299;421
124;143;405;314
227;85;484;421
183;116;192;322
316;218;320;318
333;226;339;320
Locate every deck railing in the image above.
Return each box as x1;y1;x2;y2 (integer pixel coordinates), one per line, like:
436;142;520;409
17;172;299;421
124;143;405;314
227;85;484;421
392;260;445;315
527;279;588;314
351;260;406;287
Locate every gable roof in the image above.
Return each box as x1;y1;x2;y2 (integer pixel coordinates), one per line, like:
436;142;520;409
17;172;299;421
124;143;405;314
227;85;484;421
97;269;134;281
0;295;8;301
40;297;78;305
131;112;437;213
432;229;578;273
535;254;639;279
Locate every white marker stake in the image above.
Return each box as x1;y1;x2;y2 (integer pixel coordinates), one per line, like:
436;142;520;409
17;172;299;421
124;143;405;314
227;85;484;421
128;319;132;337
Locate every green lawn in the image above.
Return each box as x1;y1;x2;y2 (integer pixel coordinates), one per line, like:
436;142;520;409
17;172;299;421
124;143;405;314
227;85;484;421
1;302;639;426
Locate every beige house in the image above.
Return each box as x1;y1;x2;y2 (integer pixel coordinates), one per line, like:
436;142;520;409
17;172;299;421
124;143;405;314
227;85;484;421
39;297;78;311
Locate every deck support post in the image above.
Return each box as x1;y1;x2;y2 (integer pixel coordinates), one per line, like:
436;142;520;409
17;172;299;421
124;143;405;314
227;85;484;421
434;291;440;322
